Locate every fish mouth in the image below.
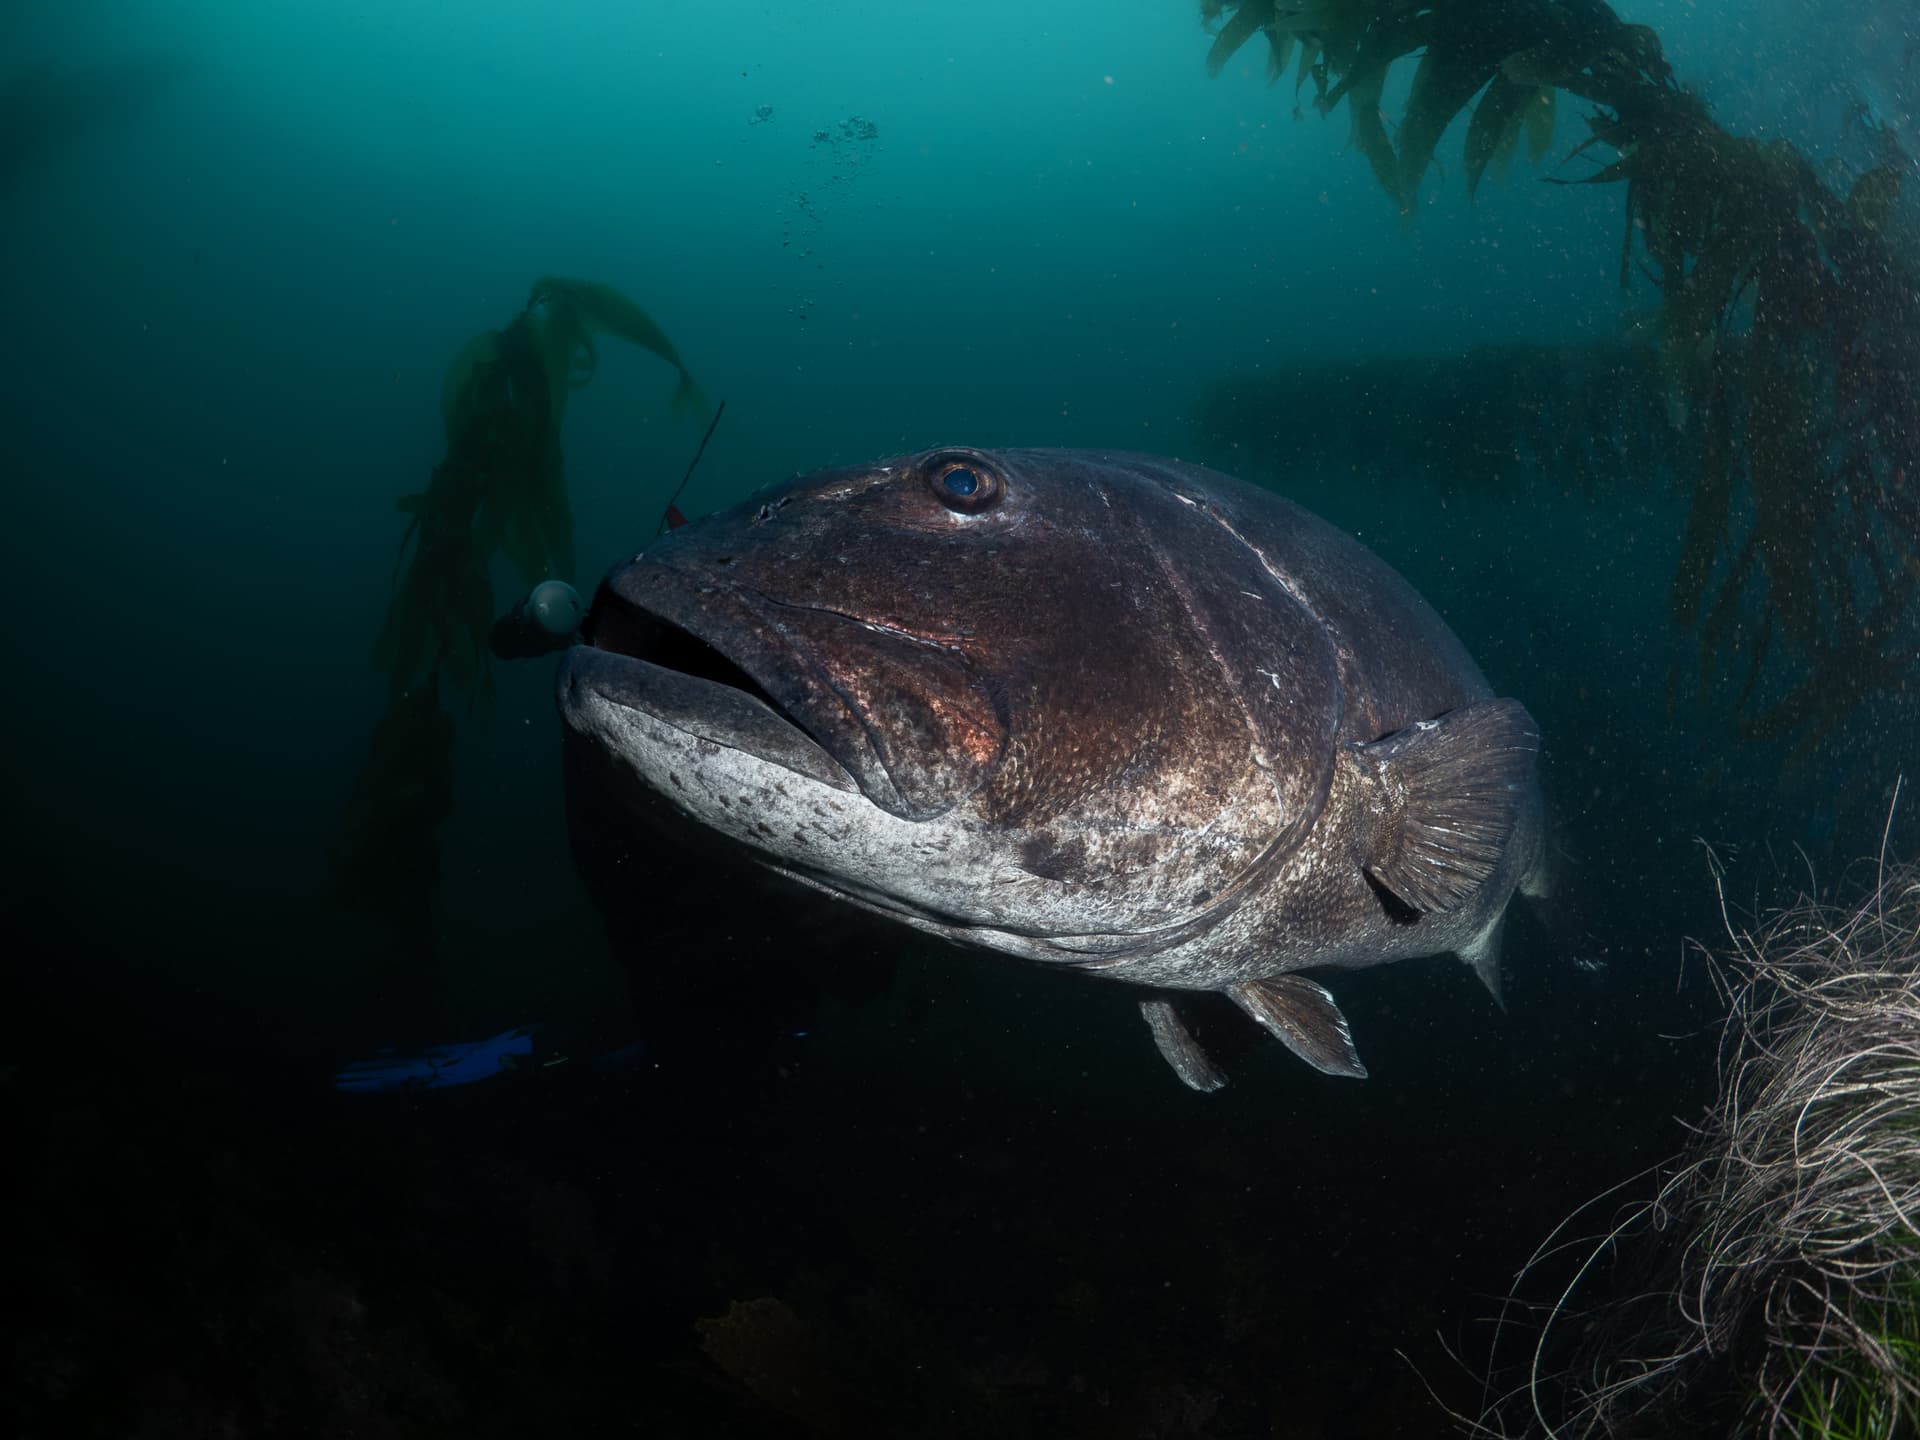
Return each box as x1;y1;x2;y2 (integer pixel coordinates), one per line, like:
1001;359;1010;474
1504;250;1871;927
562;548;1007;820
586;592;799;731
558;580;859;796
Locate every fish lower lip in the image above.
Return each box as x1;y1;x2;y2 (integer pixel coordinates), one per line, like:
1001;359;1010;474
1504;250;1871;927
558;645;856;793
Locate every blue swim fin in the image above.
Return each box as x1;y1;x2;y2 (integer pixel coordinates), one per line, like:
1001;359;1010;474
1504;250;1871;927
334;1025;538;1094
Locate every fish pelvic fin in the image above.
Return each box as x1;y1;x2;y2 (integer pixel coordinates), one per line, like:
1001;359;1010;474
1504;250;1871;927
1229;976;1368;1079
1139;995;1229;1092
1358;697;1540;915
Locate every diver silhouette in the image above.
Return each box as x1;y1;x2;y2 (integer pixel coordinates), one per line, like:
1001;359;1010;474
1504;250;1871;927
337;578;596;1094
334;574;893;1098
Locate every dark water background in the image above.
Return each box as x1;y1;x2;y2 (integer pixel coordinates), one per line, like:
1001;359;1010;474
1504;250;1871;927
5;1;1917;1435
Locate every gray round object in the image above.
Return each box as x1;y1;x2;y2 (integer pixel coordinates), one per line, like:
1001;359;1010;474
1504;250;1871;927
528;580;585;637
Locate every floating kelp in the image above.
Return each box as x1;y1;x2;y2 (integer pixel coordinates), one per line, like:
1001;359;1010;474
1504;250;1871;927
1198;0;1920;754
1484;850;1920;1438
1192;339;1679;500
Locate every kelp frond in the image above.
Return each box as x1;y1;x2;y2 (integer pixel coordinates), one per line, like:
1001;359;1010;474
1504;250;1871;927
372;473;496;699
329;669;456;937
1464;75;1553;195
375;277;709;694
527;275;712;428
342;277;709;953
1201;0;1603;211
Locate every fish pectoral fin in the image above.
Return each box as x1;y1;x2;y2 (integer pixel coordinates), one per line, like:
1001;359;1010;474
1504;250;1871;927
1458;911;1507;1010
1228;976;1368;1079
1358;697;1540;915
1139;995;1229;1092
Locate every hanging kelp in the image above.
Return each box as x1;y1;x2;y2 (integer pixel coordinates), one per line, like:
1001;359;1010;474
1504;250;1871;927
328;668;456;964
1197;0;1920;754
375;280;708;699
336;280;707;975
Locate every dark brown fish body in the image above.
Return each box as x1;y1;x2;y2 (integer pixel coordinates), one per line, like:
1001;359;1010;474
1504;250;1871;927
559;448;1546;1088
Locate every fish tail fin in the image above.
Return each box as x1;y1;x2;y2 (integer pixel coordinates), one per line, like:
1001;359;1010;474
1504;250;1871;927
1522;819;1611;976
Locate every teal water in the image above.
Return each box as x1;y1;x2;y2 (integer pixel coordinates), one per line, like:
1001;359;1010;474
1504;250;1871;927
5;2;1917;1435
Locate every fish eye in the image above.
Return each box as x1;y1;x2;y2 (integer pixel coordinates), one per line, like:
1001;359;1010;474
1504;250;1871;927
926;458;1002;514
